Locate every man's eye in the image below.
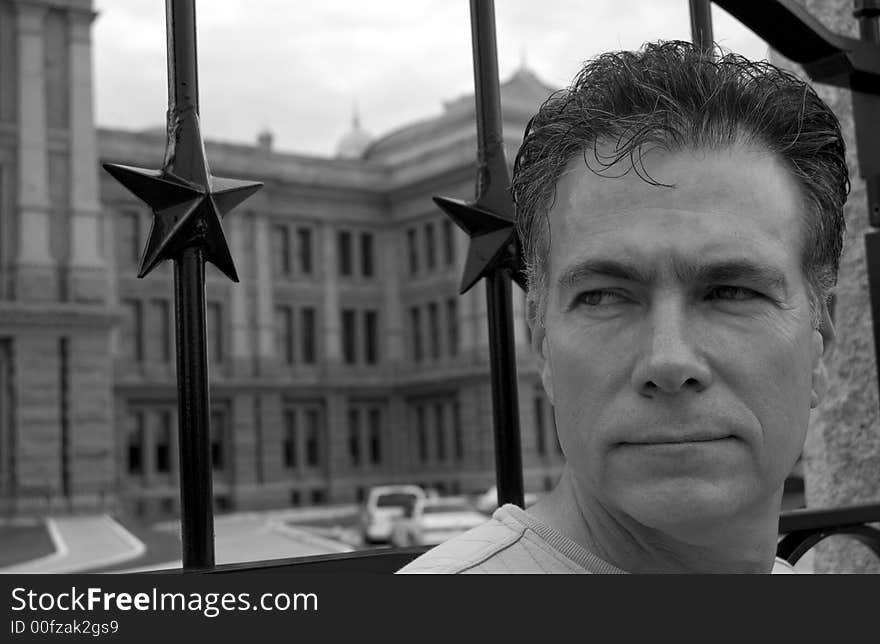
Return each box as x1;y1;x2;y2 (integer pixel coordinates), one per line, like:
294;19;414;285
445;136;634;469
575;290;628;306
707;285;760;300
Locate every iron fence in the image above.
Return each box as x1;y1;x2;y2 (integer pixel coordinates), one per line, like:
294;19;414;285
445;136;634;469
103;0;880;572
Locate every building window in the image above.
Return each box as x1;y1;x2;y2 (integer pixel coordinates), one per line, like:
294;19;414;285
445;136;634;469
283;410;297;468
368;408;382;465
211;410;226;470
297;227;313;275
127;411;144;476
151;300;172;363
360;232;374;277
122;300;143;362
275;305;294;364
348;408;360;467
338;230;352;277
342;309;357;364
301;307;316;364
443;218;455;265
416;404;427;464
425;222;436;270
427;301;440;359
434;403;446;462
155;410;172;474
407;228;417;275
446;298;458;356
119;210;141;266
534;394;546;457
305;409;321;467
207;302;223;363
453;400;463;462
272;224;291;275
410;307;422;362
364;310;378;364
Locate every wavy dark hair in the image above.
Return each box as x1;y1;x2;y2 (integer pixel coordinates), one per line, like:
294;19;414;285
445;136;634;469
512;40;849;329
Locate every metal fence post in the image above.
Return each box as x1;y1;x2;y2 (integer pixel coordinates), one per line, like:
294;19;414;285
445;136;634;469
689;0;714;55
102;0;262;570
434;0;525;509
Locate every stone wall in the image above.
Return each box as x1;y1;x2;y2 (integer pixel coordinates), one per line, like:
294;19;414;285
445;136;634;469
769;0;880;573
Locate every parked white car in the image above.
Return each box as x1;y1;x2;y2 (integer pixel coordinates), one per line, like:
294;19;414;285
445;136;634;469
390;496;487;547
359;485;427;544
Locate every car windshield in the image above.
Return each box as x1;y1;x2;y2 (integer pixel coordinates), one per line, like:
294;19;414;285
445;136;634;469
376;493;419;508
423;504;472;514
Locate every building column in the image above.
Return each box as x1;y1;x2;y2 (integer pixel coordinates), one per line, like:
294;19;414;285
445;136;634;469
253;215;275;374
388;394;407;477
68;8;107;302
14;334;61;510
324;391;347;501
381;228;403;364
68;332;115;510
230;392;258;508
229;216;252;376
321;223;341;363
15;2;56;301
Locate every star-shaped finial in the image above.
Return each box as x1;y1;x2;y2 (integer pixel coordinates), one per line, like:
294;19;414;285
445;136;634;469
434;196;527;294
103;163;262;281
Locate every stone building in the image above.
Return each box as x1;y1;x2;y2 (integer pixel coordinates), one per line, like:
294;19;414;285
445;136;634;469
0;0;563;518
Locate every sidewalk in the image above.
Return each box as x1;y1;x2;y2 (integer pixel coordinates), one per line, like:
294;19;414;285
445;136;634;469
0;515;145;574
116;510;355;573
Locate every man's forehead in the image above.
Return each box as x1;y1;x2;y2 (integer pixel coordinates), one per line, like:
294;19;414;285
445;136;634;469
554;147;799;212
546;146;805;264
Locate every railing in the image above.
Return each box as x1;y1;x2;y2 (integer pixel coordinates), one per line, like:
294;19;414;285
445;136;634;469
132;502;880;573
778;502;880;565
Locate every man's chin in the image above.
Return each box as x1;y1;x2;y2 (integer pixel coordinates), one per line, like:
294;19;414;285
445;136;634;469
611;482;762;534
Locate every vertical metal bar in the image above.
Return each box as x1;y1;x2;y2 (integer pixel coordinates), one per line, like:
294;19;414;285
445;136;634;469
854;1;880;227
167;0;213;570
469;0;524;509
104;0;259;569
854;1;880;406
174;246;214;569
689;0;714;56
166;0;199;115
485;271;524;507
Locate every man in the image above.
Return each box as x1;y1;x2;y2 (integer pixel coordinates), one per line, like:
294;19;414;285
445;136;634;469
398;40;848;574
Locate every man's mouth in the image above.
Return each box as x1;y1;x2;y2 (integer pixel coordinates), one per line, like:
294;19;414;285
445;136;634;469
620;434;736;446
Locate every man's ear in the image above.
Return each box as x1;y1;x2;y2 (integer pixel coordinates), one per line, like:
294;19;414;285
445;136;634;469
811;298;835;409
529;301;554;405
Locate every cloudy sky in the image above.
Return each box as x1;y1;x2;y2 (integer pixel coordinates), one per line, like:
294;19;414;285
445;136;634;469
91;0;768;158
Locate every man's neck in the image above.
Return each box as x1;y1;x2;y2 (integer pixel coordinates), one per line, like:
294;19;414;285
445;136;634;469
527;469;781;573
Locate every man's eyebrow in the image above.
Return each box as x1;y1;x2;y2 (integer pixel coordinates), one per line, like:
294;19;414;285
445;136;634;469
556;258;790;295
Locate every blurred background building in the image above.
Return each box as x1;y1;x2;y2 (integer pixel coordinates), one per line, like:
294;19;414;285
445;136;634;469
0;0;564;518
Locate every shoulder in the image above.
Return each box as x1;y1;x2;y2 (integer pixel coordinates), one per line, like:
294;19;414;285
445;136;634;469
771;557;801;574
396;515;522;574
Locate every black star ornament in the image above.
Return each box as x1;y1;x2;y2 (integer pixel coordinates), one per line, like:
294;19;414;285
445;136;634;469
103;163;262;282
433;195;527;294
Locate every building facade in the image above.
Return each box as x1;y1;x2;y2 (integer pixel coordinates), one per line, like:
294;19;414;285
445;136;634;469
0;0;563;518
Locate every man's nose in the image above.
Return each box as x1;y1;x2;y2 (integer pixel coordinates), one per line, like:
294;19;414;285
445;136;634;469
631;299;712;397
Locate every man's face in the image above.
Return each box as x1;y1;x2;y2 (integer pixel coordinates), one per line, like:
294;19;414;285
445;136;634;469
533;144;830;533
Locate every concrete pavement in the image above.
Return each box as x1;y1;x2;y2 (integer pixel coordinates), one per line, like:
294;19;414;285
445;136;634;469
115;510;354;573
1;515;145;574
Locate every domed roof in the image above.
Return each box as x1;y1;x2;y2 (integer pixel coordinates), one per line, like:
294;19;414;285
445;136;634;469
335;109;373;160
